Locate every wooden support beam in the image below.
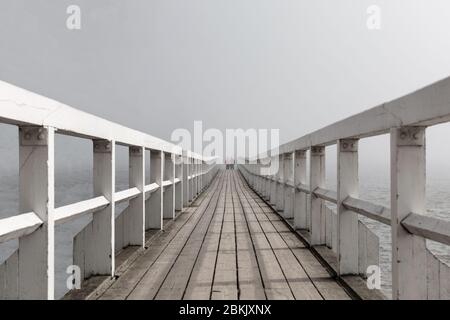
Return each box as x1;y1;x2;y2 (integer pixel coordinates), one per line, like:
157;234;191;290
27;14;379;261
310;146;326;245
390;126;427;299
163;153;175;220
128;146;145;247
283;152;294;218
18;126;55;300
294;150;307;229
147;150;163;230
276;154;284;212
175;155;183;211
86;139;115;277
337;139;359;275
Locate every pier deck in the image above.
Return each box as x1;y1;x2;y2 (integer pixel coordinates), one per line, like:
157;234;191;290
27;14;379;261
77;171;352;300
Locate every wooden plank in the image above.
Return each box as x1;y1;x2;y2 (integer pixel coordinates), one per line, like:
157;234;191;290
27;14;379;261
126;174;224;299
183;190;226;299
211;172;238;300
98;175;220;299
156;175;227;299
233;175;294;300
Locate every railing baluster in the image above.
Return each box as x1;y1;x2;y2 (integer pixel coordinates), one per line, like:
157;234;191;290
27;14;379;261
294;150;307;230
147;150;163;230
18;126;55;299
276;154;285;212
182;152;189;208
128;146;145;248
390;127;427;299
283;152;294;219
88;139;115;277
175;155;183;212
163;153;175;220
337;139;359;275
310;146;326;245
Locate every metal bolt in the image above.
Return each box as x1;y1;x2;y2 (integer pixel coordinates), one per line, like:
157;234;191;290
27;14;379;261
400;131;407;139
37;133;45;140
24;133;31;140
342;142;348;149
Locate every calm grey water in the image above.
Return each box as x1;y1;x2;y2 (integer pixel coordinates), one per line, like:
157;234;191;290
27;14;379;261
0;169;449;299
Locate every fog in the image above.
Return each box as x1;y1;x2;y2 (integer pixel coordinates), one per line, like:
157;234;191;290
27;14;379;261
1;0;450;177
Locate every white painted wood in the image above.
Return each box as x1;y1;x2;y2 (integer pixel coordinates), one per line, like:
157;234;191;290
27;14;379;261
0;81;202;158
147;150;163;230
18;126;55;300
54;196;108;225
283;153;294;219
253;76;450;157
276;154;284;211
115;187;140;204
0;212;43;243
342;197;391;225
310;146;326;245
86;139;115;277
182;152;189;207
337;139;359;275
269;156;277;206
163;153;175;220
390;127;427;299
2;251;19;299
402;213;450;246
312;188;337;203
294;150;307;229
128;146;145;247
175;155;183;211
144;183;159;197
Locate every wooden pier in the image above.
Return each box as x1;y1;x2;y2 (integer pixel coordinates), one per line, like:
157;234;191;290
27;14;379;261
66;170;352;300
1;79;449;300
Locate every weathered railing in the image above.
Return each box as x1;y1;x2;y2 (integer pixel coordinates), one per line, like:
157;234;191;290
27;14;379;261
239;76;450;300
0;81;218;300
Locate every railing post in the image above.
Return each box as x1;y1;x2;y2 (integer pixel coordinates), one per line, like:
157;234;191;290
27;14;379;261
294;150;307;230
390;127;427;299
337;139;359;275
163;153;175;220
189;158;194;202
128;146;145;247
310;146;326;245
264;157;271;201
175;155;183;212
182;152;189;207
147;150;163;230
18;126;55;299
283;152;294;219
270;156;277;207
276;154;285;212
88;139;115;277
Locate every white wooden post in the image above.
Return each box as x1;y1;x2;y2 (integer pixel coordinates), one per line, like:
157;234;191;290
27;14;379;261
163;153;175;220
18;126;55;300
87;139;115;277
390;127;427;299
283;152;294;219
182;152;189;207
276;154;285;212
310;146;326;245
264;157;271;201
128;146;145;247
337;139;359;275
147;150;163;230
188;158;194;202
270;156;277;206
175;155;183;212
294;150;307;230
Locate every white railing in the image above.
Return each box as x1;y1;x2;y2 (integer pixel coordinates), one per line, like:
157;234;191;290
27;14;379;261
239;76;450;300
0;80;218;300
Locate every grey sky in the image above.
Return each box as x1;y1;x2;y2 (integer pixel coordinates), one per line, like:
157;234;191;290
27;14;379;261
1;0;450;175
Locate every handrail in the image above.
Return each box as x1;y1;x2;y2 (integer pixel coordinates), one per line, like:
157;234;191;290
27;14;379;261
0;81;220;299
256;76;450;157
402;213;450;246
54;196;109;225
0;212;43;243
